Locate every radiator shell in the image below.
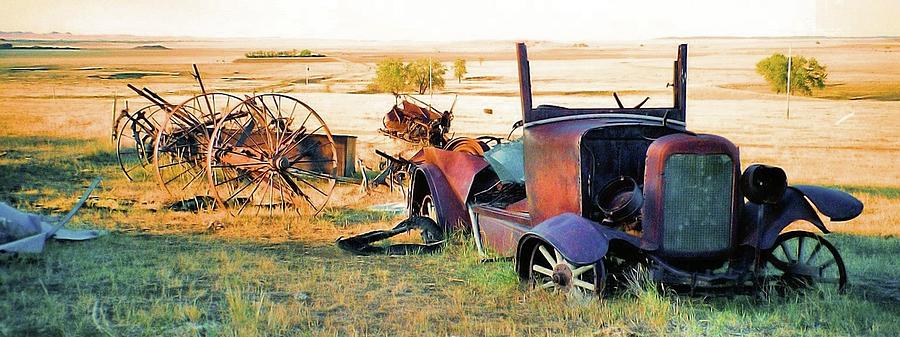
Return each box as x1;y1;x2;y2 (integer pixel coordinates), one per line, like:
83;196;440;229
641;134;741;258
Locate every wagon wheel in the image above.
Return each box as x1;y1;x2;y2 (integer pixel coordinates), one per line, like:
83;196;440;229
116;105;162;181
207;94;337;216
153;93;242;198
529;241;606;298
763;231;848;292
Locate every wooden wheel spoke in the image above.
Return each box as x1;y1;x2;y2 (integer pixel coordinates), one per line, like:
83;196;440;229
805;241;824;264
818;258;836;271
779;242;795;263
539;281;555;289
816;278;842;284
538;246;556;265
571;265;594;278
532;264;553;277
572;279;596;292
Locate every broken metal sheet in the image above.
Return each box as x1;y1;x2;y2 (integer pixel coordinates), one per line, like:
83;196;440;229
336;216;444;255
0;177;104;254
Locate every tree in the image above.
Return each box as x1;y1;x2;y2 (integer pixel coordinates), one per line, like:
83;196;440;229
406;59;447;94
453;58;467;83
756;53;827;95
372;58;408;93
371;58;447;94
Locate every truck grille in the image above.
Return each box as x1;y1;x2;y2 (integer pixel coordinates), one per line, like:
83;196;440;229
662;154;733;254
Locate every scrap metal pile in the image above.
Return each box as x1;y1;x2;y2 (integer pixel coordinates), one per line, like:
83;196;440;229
113;66;338;215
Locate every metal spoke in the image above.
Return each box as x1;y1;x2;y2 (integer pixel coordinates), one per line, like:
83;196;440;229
179;169;204;191
215;169;252;187
285;171;328;196
158;159;193;169
237;175;265;214
164;165;195;185
225;172;265;204
277;172;317;210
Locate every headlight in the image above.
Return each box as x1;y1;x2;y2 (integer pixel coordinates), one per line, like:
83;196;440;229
740;164;787;204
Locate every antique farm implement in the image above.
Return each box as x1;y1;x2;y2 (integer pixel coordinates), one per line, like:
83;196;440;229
113;67;339;215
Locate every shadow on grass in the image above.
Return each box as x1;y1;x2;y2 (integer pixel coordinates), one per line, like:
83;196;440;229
0;136;110;205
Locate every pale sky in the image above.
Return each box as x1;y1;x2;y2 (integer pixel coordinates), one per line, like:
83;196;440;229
1;0;897;41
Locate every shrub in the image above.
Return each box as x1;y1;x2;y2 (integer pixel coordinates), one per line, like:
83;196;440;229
756;53;827;95
453;59;467;83
244;49;323;58
371;58;447;94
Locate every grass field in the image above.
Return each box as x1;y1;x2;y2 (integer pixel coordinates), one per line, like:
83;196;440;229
1;37;899;336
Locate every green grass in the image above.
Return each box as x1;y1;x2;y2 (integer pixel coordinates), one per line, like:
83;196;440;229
1;135;899;336
822;185;900;199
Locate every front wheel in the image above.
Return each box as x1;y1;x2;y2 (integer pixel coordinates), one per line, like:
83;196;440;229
528;241;606;298
763;231;848;292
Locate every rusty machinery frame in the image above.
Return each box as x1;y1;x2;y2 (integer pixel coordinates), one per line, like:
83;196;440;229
112;66;340;215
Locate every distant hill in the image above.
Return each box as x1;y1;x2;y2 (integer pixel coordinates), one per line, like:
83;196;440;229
0;31;185;42
0;42;79;50
133;45;170;50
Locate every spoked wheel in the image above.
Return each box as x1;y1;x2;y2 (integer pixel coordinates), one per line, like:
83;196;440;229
419;194;438;224
529;241;606;298
763;231;848;292
416;193;443;243
116;105;162;181
207;94;337;216
153;93;242;198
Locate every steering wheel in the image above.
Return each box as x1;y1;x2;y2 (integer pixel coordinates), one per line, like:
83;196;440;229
476;135;503;146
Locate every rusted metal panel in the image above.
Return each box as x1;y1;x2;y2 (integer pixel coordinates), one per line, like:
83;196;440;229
523;119;612;224
472;205;531;255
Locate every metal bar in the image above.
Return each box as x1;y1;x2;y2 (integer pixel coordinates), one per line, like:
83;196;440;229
127;84;168;111
48;177;102;237
515;42;533;123
672;44;688;123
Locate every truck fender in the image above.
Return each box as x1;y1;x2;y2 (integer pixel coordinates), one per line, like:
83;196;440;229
409;164;464;231
744;186;863;249
515;213;639;278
